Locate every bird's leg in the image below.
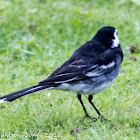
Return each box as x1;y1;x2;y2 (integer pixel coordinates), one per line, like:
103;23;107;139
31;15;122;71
77;94;90;118
88;95;107;121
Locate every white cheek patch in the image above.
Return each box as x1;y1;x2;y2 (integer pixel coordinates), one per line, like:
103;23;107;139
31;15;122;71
111;29;120;48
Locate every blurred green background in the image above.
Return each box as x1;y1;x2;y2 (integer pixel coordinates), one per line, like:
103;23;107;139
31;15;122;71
0;0;140;139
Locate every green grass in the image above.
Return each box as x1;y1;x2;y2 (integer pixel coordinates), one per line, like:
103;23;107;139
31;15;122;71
0;0;140;139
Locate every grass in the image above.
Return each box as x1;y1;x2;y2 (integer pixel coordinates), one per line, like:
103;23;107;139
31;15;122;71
0;0;140;139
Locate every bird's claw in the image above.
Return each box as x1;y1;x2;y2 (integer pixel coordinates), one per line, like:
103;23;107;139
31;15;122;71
84;114;111;122
84;114;98;122
98;115;111;122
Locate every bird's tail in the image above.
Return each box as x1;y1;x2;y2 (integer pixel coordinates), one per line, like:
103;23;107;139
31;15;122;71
0;84;52;103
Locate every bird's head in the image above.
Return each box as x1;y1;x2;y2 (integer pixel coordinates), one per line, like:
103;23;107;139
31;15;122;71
93;26;120;48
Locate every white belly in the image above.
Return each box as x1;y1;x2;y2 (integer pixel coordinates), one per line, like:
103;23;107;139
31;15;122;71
56;79;114;95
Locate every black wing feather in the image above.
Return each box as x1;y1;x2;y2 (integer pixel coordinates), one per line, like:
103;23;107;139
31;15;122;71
39;41;122;85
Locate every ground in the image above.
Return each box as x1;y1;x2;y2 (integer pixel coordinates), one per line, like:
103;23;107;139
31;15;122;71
0;0;140;139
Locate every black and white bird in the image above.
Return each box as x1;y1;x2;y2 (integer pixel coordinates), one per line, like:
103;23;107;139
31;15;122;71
0;26;123;120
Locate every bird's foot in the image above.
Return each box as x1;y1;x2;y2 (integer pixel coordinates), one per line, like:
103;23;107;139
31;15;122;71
84;114;111;122
84;114;98;122
98;115;111;122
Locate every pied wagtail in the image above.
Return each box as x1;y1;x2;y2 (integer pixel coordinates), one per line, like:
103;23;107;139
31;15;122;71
0;26;123;121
